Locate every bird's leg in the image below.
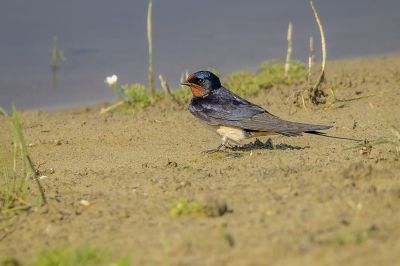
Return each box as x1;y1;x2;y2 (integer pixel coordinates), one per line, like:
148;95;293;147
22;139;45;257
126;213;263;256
203;136;228;154
203;144;226;154
225;139;240;149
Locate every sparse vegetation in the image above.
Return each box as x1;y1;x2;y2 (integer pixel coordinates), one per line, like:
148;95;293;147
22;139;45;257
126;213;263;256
0;105;46;219
102;0;337;116
344;137;400;160
224;60;307;98
1;246;130;266
121;83;152;108
170;198;204;217
323;227;378;247
101;58;308;114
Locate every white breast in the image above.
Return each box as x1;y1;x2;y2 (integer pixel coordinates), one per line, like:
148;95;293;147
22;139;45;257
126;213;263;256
216;126;247;143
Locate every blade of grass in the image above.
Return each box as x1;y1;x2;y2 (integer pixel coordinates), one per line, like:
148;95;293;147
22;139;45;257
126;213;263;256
310;1;327;96
10;105;47;205
147;0;155;96
308;36;315;82
284;22;293;77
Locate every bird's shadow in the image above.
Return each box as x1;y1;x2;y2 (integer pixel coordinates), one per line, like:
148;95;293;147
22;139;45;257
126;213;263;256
229;138;308;152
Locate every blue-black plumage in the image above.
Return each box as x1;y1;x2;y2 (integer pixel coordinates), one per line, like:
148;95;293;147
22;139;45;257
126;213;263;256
181;71;332;152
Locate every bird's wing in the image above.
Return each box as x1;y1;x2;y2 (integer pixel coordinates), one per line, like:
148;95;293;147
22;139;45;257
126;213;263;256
189;87;266;124
190;87;331;136
229;112;332;136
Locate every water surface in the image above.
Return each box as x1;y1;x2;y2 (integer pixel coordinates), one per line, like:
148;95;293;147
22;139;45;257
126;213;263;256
1;0;399;110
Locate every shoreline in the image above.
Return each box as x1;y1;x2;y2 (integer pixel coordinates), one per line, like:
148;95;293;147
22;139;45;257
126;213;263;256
1;54;400;265
2;53;400;113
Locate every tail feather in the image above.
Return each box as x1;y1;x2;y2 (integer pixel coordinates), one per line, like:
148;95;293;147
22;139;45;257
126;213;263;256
279;122;332;136
306;131;363;141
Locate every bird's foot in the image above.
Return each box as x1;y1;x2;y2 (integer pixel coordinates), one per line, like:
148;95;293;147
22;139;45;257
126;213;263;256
203;144;228;154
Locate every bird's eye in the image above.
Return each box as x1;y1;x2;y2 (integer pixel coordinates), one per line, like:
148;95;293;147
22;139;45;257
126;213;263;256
198;79;204;84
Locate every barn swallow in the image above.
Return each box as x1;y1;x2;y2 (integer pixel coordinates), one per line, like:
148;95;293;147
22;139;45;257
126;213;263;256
181;71;333;153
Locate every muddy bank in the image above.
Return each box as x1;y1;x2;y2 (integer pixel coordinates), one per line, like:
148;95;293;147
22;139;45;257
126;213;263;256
1;55;400;265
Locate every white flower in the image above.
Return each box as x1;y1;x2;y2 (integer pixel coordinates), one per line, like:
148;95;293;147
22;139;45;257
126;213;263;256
105;74;118;86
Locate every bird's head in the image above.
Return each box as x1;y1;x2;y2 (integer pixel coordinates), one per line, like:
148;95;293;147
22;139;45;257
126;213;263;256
181;71;221;97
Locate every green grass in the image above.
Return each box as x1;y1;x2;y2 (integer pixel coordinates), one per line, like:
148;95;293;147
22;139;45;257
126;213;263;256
0;105;45;218
224;60;307;98
1;246;130;266
224;60;306;97
325;227;378;246
1;106;32;215
121;83;152;109
278;157;289;172
102;60;307;114
170;198;204;217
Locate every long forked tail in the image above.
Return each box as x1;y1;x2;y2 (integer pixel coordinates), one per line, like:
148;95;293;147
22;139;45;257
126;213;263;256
279;121;362;142
306;131;363;142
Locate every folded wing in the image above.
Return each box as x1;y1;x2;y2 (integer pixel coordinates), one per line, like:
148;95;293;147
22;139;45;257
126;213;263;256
190;87;332;136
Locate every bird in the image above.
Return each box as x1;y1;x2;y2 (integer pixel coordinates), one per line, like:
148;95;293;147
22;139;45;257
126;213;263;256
181;70;334;153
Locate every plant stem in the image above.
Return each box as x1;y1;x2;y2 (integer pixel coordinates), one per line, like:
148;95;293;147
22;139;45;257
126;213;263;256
310;1;327;94
308;36;315;82
284;22;293;77
158;75;179;104
26;155;47;205
147;0;155;96
100;100;125;114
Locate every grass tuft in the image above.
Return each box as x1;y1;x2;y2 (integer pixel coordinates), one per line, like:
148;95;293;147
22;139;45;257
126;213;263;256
28;246;130;266
224;60;307;98
0;105;46;219
121;83;152;109
1;246;131;266
170;198;204;217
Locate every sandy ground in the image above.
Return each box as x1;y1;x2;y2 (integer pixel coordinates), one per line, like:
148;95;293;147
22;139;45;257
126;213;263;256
1;56;400;265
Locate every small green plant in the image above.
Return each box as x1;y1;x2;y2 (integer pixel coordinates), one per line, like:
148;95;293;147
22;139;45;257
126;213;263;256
121;83;151;108
170;198;204;217
101;76;153;114
0;105;46;217
171;87;191;103
27;246;130;266
224;60;307;97
325;227;377;247
278;157;289;172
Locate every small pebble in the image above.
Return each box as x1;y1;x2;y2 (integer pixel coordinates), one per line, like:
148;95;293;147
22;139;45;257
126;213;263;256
79;199;91;207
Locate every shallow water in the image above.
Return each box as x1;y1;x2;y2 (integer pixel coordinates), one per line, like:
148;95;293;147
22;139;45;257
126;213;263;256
1;0;399;111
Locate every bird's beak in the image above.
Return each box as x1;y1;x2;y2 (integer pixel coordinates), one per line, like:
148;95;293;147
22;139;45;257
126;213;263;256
180;82;192;86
